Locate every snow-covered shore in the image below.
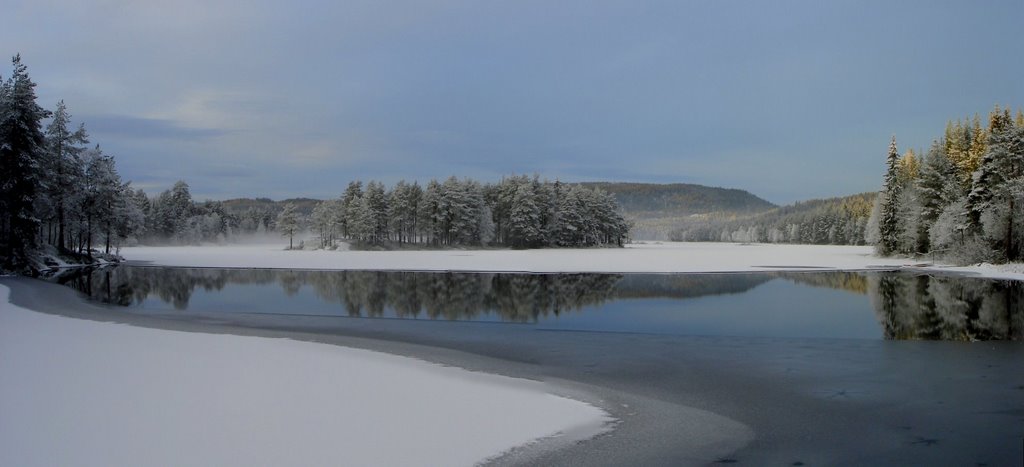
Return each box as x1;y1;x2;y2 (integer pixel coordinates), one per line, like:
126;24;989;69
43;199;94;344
124;242;907;273
121;241;1024;280
0;285;611;467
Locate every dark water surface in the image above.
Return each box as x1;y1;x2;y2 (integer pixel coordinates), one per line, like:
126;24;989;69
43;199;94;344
48;266;1023;341
26;266;1024;465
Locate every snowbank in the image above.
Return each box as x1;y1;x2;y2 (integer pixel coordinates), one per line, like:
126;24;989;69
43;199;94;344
124;241;914;273
0;285;611;467
933;261;1024;281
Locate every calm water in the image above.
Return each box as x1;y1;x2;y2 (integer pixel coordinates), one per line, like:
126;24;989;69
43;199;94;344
47;266;1023;341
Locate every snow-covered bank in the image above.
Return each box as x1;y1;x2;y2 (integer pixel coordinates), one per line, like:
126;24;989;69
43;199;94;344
122;242;1024;280
0;285;611;467
929;261;1024;281
126;242;915;273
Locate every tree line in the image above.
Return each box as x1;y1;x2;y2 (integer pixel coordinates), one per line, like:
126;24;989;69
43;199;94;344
130;175;630;249
306;175;630;249
1;55;140;270
669;193;874;245
870;105;1024;263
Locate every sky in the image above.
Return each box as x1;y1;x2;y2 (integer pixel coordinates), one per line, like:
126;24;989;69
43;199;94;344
3;0;1022;204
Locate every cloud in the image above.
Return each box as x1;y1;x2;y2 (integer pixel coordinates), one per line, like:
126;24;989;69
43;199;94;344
82;114;231;141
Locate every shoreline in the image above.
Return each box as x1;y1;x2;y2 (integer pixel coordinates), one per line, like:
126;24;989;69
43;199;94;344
117;242;1024;281
1;277;755;466
7;242;1022;464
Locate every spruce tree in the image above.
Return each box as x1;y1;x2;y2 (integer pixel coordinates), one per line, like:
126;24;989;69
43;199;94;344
916;140;958;252
878;136;903;255
0;55;50;268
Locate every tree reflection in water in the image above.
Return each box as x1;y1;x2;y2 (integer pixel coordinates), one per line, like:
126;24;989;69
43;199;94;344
868;274;1023;341
44;267;1022;339
46;267;622;323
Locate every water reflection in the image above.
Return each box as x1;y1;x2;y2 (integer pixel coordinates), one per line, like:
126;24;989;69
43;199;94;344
44;266;1022;340
46;267;624;323
868;274;1023;341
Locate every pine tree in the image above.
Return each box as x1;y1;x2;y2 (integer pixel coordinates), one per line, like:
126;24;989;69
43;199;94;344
509;182;541;248
0;55;50;268
43;100;89;250
340;181;363;238
79;146;123;255
364;181;388;244
966;107;1017;229
277;203;299;249
916;141;958;252
971;112;1023;261
878;136;903;255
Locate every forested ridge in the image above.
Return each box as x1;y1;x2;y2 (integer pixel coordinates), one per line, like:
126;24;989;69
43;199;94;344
670;192;875;245
870;105;1024;264
580;182;775;215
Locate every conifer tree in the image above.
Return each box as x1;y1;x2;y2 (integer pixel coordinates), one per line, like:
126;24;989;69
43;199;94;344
916;141;958;252
0;55;50;268
44;100;89;250
878;136;903;255
277;203;299;249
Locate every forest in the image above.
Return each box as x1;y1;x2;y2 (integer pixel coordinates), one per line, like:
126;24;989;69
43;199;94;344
0;55;629;271
142;175;630;250
869;105;1024;264
0;55;138;270
669;193;874;245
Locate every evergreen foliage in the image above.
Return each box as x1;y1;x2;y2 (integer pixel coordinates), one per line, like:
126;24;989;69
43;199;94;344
878;136;903;255
870;105;1024;264
669;193;874;245
0;55;141;270
0;55;50;268
276;203;300;249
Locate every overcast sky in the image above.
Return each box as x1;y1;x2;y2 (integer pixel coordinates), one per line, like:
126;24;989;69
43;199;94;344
4;0;1022;203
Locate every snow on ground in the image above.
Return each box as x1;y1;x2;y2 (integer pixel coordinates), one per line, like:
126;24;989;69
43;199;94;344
124;241;912;273
0;285;611;467
122;241;1024;280
933;262;1024;281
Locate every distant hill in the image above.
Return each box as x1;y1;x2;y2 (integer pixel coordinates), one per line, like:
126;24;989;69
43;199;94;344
581;182;776;217
669;192;877;245
221;197;321;216
580;182;777;240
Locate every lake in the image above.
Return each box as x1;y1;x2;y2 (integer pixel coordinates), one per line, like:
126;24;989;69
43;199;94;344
48;266;1022;341
36;265;1024;464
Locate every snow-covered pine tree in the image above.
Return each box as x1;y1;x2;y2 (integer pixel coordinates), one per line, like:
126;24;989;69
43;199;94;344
509;181;541;248
340;181;363;238
43;100;89;251
387;181;409;244
365;181;388;244
419;179;441;245
276;202;299;249
966;108;1018;230
878;136;903;256
916;140;958;252
0;55;51;268
311;200;333;248
80;146;123;254
971;111;1024;261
